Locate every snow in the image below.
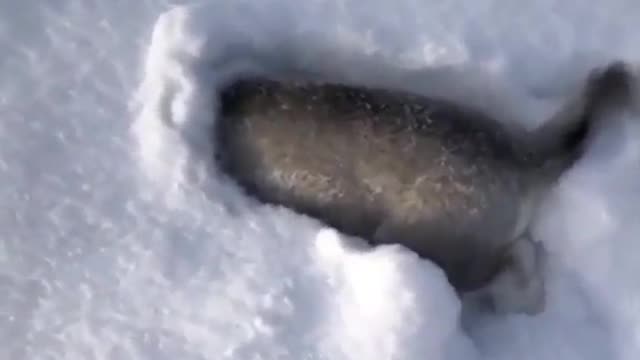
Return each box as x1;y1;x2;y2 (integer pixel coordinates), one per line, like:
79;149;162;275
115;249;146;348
2;0;640;359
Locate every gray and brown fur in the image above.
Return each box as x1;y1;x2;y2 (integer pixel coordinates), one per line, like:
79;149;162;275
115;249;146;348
213;62;635;314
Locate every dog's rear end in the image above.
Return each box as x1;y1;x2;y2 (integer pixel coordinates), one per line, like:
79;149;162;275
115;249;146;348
474;62;636;314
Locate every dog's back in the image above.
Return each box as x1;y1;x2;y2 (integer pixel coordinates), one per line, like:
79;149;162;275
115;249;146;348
213;62;634;298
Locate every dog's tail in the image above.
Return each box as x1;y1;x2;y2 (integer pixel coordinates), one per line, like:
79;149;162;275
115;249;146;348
529;61;635;174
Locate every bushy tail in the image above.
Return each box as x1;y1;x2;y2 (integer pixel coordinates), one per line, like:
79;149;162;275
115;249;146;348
582;61;635;119
531;61;636;172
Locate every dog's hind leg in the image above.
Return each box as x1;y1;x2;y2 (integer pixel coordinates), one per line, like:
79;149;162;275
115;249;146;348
463;233;547;316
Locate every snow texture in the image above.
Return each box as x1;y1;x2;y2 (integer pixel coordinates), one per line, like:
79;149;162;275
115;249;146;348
3;0;640;359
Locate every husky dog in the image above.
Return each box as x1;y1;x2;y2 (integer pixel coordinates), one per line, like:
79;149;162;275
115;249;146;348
213;62;634;314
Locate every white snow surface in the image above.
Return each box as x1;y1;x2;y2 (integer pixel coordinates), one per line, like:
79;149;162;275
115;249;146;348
3;0;640;359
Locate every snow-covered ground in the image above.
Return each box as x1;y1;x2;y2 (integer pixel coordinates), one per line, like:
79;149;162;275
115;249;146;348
3;1;640;359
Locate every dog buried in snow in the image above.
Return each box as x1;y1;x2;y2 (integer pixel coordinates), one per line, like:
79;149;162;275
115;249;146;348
212;62;635;315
